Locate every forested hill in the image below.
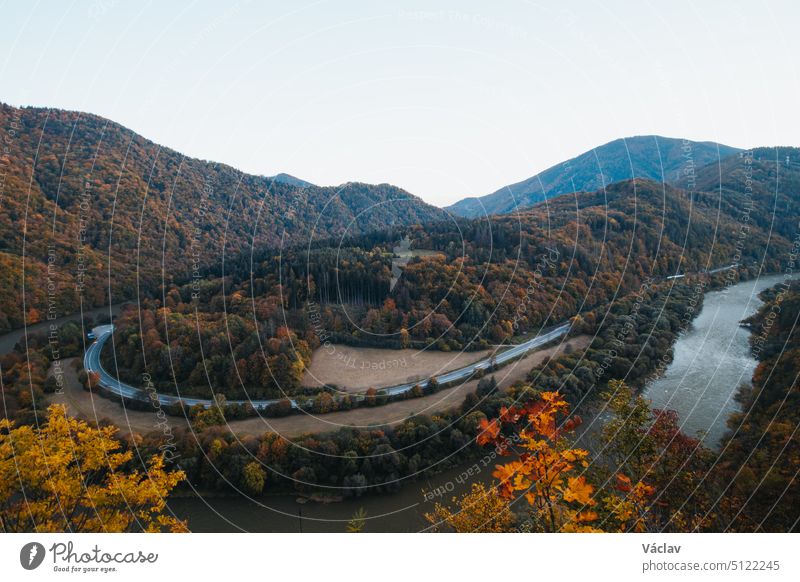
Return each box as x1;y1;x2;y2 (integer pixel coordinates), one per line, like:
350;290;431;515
0;103;446;332
691;146;800;241
447;135;741;218
721;281;800;531
104;170;794;401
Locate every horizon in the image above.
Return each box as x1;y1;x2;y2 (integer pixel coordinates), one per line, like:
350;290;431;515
0;97;759;207
2;1;798;206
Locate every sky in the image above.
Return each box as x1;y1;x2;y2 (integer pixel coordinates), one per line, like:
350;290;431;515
1;0;798;207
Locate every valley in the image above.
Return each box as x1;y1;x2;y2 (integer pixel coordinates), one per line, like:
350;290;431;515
2;103;799;534
162;275;794;532
47;334;589;438
3;0;800;556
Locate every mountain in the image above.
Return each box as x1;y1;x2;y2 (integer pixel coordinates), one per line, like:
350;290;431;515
0;103;446;332
690;146;800;240
447;135;742;218
268;173;315;188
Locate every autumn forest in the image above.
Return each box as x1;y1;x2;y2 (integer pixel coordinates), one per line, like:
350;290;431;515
1;101;799;536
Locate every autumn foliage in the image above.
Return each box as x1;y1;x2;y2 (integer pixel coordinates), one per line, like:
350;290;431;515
476;391;603;532
0;405;186;532
425;482;514;533
430;390;664;533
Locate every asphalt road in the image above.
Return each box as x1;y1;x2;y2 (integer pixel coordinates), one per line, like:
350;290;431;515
81;263;737;411
83;322;571;409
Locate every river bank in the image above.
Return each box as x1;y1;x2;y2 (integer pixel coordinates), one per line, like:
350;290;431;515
643;273;791;448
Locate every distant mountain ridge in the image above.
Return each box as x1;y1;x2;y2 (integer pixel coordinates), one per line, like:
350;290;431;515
447;136;742;217
269;173;315;188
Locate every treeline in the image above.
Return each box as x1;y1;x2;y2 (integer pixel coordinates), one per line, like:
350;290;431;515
714;280;800;531
530;278;708;405
0;103;443;333
136;375;519;498
128;279;706;498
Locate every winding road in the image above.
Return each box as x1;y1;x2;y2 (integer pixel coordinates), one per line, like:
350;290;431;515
83;323;571;410
81;263;738;412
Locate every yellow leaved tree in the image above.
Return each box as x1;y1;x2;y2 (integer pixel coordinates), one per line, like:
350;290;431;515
0;405;187;532
425;482;514;533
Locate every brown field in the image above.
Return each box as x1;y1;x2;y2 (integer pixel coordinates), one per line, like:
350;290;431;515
302;344;492;392
49;335;590;438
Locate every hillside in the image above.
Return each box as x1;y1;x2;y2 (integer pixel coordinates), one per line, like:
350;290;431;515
690;146;800;241
0;103;445;332
447;135;741;217
103;166;793;400
268;173;315;188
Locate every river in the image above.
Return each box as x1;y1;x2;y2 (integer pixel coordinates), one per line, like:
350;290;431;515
0;276;775;531
643;273;789;449
166;460;494;533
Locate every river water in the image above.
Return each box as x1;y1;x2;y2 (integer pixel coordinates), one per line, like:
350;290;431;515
643;274;789;448
167;460;493;533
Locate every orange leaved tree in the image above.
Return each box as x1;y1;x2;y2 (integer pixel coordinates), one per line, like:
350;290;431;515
427;388;681;533
483;390;664;532
477;391;602;532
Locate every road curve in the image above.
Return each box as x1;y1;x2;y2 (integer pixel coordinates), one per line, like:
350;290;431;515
83;323;571;410
81;263;738;412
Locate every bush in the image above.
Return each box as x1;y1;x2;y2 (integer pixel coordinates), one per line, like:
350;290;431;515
424;377;440;395
263;398;293;417
476;376;498;398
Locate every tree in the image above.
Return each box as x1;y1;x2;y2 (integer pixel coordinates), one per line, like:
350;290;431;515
476;376;497;397
241;461;266;495
600;380;713;532
399;327;410;349
476;391;601;532
312;392;335;414
87;371;101;391
265;398;293;417
190;399;226;430
346;507;367;532
0;405;186;532
425;483;514;533
600;380;656;478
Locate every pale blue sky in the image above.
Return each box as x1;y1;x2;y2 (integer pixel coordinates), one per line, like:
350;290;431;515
2;0;798;206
